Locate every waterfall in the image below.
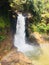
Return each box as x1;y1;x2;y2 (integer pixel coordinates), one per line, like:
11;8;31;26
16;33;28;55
14;13;38;53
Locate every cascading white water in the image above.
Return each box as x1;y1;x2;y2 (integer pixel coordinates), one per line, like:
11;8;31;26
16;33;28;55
14;13;41;56
14;13;33;52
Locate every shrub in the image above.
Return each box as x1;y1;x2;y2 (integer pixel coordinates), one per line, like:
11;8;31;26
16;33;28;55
0;35;6;42
0;17;5;28
37;23;47;33
29;22;49;34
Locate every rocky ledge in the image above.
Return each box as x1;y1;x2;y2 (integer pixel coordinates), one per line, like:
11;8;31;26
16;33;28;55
29;32;49;44
1;48;33;65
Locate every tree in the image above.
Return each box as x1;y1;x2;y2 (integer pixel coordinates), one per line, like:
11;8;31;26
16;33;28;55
23;0;43;23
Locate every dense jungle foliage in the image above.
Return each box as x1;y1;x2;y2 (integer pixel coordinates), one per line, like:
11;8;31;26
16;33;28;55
0;0;49;41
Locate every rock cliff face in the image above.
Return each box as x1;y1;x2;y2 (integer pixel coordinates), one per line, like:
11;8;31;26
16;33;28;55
1;49;33;65
29;32;49;44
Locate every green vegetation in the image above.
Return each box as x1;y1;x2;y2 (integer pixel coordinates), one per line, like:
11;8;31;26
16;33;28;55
11;0;49;34
0;35;6;42
0;0;49;41
24;0;49;34
0;16;10;28
0;16;10;41
30;23;49;33
0;1;10;41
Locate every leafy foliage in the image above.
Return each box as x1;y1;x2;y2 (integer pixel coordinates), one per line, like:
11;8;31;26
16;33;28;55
0;16;10;28
0;0;49;40
0;35;6;42
26;0;49;34
0;17;5;28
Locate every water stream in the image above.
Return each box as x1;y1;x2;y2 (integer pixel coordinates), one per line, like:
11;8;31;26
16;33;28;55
14;13;41;57
14;13;49;65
